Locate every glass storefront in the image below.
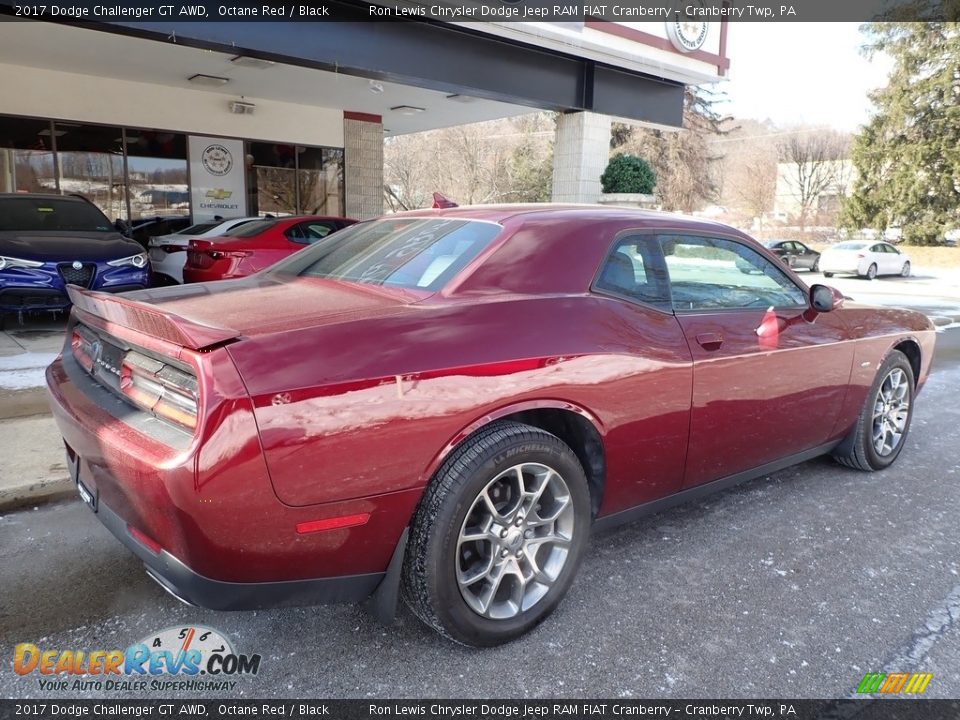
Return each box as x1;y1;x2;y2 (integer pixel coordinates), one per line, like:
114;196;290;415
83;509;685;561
0;114;344;226
247;142;344;217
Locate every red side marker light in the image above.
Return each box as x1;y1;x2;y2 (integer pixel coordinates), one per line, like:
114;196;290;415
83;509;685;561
296;513;370;535
128;524;163;554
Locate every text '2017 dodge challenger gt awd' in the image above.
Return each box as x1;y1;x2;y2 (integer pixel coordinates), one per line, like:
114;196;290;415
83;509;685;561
46;205;935;646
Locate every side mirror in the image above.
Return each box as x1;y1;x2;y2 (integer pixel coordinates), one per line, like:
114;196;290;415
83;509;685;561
810;284;843;312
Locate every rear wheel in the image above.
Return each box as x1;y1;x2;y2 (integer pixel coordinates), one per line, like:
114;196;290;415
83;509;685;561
812;257;820;273
901;261;911;277
403;421;591;646
823;271;834;278
865;263;878;280
833;350;915;471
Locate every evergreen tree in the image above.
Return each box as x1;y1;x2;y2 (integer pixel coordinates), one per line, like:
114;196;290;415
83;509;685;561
843;23;960;245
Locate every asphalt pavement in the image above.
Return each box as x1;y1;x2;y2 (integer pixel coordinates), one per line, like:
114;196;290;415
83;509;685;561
2;330;959;700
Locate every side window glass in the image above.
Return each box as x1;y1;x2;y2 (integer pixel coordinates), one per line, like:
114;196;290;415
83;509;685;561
593;236;671;310
659;235;807;311
304;223;335;243
285;224;305;241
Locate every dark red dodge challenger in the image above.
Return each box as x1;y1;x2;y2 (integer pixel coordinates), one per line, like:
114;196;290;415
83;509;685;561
46;205;935;646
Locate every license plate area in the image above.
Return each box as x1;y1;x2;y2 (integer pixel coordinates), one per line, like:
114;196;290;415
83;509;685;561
67;449;98;512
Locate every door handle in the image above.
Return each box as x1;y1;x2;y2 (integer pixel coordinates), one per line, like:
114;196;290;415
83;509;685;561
695;332;724;351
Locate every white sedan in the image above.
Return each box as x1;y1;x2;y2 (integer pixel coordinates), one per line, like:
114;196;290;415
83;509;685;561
148;216;261;284
820;241;911;280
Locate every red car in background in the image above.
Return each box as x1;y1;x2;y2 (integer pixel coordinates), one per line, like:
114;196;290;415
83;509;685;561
46;206;935;647
183;215;355;282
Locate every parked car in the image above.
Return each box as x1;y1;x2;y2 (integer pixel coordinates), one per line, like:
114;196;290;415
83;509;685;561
129;216;192;249
182;215;355;283
148;216;262;285
820;241;911;279
762;239;821;271
0;193;149;315
47;206;935;646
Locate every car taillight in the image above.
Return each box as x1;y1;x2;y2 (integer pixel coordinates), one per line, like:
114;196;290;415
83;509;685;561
120;351;198;430
71;327;96;372
186;251;214;269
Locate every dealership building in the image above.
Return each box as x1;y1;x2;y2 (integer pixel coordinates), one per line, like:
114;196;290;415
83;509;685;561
0;10;729;224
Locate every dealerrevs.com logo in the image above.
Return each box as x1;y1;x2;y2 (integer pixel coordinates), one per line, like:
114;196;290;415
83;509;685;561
13;626;261;693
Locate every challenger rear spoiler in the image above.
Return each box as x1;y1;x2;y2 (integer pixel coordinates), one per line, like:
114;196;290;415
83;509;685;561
67;286;240;350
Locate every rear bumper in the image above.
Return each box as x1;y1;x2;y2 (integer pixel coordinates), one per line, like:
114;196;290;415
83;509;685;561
91;493;384;610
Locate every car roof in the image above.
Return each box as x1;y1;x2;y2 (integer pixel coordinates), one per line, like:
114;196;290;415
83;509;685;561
0;192;88;203
390;203;743;235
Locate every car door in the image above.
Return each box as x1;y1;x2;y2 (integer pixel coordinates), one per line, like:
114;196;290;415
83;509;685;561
795;242;817;269
880;243;902;274
659;233;853;488
590;234;693;510
867;244;886;274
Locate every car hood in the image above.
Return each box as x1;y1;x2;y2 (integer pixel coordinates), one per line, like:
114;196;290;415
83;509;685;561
0;231;143;261
123;274;427;338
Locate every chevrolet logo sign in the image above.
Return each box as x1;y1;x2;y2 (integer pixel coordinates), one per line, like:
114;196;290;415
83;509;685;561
205;189;233;200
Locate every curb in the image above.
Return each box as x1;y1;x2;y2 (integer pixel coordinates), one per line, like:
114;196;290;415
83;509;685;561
0;477;75;513
0;386;50;420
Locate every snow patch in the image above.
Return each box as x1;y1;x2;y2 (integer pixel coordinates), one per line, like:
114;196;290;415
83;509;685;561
0;352;58;390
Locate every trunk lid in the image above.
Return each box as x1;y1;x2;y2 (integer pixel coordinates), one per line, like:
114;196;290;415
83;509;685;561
74;275;425;348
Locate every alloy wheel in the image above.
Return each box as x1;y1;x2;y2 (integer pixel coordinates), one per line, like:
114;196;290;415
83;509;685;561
456;463;574;620
872;368;910;457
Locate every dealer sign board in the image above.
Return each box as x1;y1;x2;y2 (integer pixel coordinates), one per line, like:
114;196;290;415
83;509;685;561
188;135;246;222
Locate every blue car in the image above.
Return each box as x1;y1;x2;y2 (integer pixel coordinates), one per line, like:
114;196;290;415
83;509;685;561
0;194;150;315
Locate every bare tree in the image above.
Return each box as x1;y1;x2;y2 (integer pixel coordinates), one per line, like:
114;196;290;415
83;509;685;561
778;129;850;230
384;113;554;210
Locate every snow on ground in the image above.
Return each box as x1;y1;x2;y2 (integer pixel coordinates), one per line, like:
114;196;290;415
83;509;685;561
0;352;58;390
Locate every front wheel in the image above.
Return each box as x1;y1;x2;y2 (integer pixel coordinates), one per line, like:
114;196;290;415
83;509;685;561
403;421;592;646
901;261;911;277
812;257;820;273
833;350;915;471
823;271;834;278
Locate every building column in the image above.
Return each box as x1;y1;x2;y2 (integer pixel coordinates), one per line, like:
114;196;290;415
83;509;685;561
344;111;384;219
551;111;612;204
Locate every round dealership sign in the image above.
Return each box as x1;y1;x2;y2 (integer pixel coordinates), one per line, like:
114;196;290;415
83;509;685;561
201;144;234;176
666;7;709;53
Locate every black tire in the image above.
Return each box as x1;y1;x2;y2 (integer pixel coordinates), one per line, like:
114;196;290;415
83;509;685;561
402;420;592;646
832;350;915;471
812;257;820;273
902;261;911;278
865;263;878;280
823;271;834;278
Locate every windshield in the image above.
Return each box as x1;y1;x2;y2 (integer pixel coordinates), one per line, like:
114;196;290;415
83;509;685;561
833;241;869;250
270;218;502;291
0;197;114;233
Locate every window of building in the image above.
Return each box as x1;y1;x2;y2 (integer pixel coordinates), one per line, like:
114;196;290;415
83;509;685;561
54;122;127;221
124;129;188;221
297;147;344;216
0;116;57;195
247;142;297;217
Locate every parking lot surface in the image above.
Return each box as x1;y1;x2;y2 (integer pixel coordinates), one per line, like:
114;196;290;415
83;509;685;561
2;327;959;699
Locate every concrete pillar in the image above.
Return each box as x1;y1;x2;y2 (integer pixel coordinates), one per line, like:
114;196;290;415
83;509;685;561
551;111;612;204
344;112;384;219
